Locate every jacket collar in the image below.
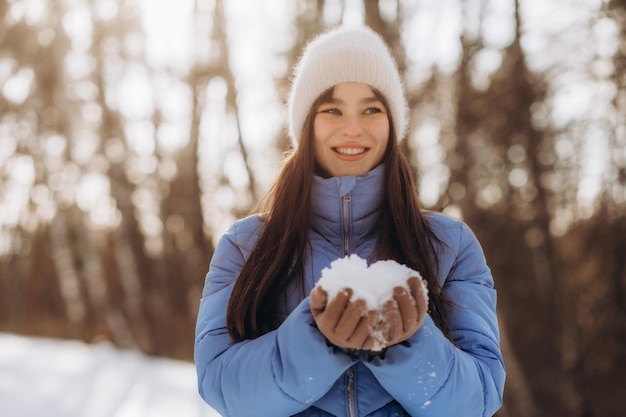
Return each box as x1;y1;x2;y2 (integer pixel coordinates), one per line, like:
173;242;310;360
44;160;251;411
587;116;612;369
310;164;385;250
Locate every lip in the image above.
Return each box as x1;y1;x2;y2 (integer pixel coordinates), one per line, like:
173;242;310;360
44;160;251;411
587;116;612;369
332;146;369;161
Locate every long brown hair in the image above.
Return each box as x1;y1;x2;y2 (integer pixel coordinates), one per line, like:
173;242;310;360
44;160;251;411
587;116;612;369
227;87;452;342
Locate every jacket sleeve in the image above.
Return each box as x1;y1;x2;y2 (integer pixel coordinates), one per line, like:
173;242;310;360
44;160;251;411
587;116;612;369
362;219;505;417
194;221;356;417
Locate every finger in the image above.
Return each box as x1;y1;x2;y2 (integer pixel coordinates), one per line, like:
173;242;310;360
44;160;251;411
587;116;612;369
348;309;377;348
408;277;428;312
382;298;402;343
362;325;385;351
371;308;390;346
310;286;328;315
335;298;367;340
362;335;374;351
408;277;429;328
408;277;427;308
394;286;417;333
318;288;352;332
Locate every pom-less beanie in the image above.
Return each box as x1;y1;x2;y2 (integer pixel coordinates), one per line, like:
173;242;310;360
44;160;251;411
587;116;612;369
287;25;408;147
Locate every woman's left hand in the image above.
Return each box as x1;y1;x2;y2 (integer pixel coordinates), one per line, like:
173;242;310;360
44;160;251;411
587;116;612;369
365;277;428;349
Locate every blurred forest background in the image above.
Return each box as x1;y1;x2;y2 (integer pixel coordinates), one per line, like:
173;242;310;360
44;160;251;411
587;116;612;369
0;0;625;416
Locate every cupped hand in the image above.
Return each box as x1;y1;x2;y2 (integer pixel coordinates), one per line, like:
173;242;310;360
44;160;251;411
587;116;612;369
310;286;378;350
365;276;428;350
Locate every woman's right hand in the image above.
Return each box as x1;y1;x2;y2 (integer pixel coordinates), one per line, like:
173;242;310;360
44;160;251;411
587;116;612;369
310;286;378;350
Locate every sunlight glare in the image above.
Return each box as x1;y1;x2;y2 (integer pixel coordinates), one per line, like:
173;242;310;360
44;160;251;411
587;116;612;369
124;121;156;156
157;122;189;151
62;3;93;51
140;0;194;74
482;0;515;49
2;68;34;104
0;136;18;165
76;172;110;212
508;168;529;188
404;0;462;73
31;184;52;207
414;118;447;207
22;0;47;25
0;57;16;84
10;155;35;186
477;183;504;208
551;82;594;128
117;64;154;120
64;51;96;80
1;156;35;228
71;130;100;166
95;0;120;21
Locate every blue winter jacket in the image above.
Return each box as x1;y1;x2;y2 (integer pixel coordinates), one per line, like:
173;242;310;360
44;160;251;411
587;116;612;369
195;164;505;416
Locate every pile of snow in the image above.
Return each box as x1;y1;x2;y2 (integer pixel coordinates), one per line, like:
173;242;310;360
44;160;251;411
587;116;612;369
315;254;427;308
0;333;220;417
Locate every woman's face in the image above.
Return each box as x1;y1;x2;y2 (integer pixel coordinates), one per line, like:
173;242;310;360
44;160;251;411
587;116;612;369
312;82;390;178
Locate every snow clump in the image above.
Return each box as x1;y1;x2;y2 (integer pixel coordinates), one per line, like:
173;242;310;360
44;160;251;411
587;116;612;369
314;254;427;309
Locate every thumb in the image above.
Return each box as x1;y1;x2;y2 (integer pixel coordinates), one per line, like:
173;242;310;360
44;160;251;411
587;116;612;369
408;276;427;301
393;285;417;333
408;277;428;324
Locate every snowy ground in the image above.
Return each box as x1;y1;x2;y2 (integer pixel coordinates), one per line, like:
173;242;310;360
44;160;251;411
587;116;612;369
0;333;221;417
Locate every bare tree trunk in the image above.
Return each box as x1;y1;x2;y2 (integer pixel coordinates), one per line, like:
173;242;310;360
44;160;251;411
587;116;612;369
497;315;537;417
449;32;478;216
111;225;149;350
606;0;626;215
211;0;260;205
48;210;86;336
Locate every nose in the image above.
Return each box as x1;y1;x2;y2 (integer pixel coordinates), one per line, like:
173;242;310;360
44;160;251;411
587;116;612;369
341;114;364;137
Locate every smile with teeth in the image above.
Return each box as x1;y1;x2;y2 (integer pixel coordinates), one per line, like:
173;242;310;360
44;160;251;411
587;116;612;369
334;147;367;156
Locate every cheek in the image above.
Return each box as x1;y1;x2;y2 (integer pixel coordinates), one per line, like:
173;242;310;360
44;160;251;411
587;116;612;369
312;124;324;153
372;125;390;163
313;118;331;142
373;141;389;165
311;131;327;164
372;123;390;146
363;115;390;140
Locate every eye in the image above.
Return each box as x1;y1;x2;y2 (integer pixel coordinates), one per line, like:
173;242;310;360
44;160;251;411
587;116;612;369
364;107;384;115
318;107;341;115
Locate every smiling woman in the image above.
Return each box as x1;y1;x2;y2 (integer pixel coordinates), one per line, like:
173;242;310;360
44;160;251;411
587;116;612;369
312;83;390;178
194;25;505;417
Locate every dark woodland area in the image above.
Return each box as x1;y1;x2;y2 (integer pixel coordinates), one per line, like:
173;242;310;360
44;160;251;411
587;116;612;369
0;1;625;416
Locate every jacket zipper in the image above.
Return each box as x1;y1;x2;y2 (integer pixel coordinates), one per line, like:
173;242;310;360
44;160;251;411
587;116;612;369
342;193;356;417
342;194;351;256
347;367;356;417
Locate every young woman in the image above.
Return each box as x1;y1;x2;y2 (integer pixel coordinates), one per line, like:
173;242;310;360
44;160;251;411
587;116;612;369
195;26;505;417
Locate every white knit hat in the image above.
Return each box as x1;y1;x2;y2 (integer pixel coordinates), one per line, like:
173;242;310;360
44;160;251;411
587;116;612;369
287;25;408;147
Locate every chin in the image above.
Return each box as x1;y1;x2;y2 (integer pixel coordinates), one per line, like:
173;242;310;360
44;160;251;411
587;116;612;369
336;170;368;177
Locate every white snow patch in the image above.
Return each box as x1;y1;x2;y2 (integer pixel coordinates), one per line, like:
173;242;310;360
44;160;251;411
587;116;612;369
315;255;426;308
0;333;220;417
